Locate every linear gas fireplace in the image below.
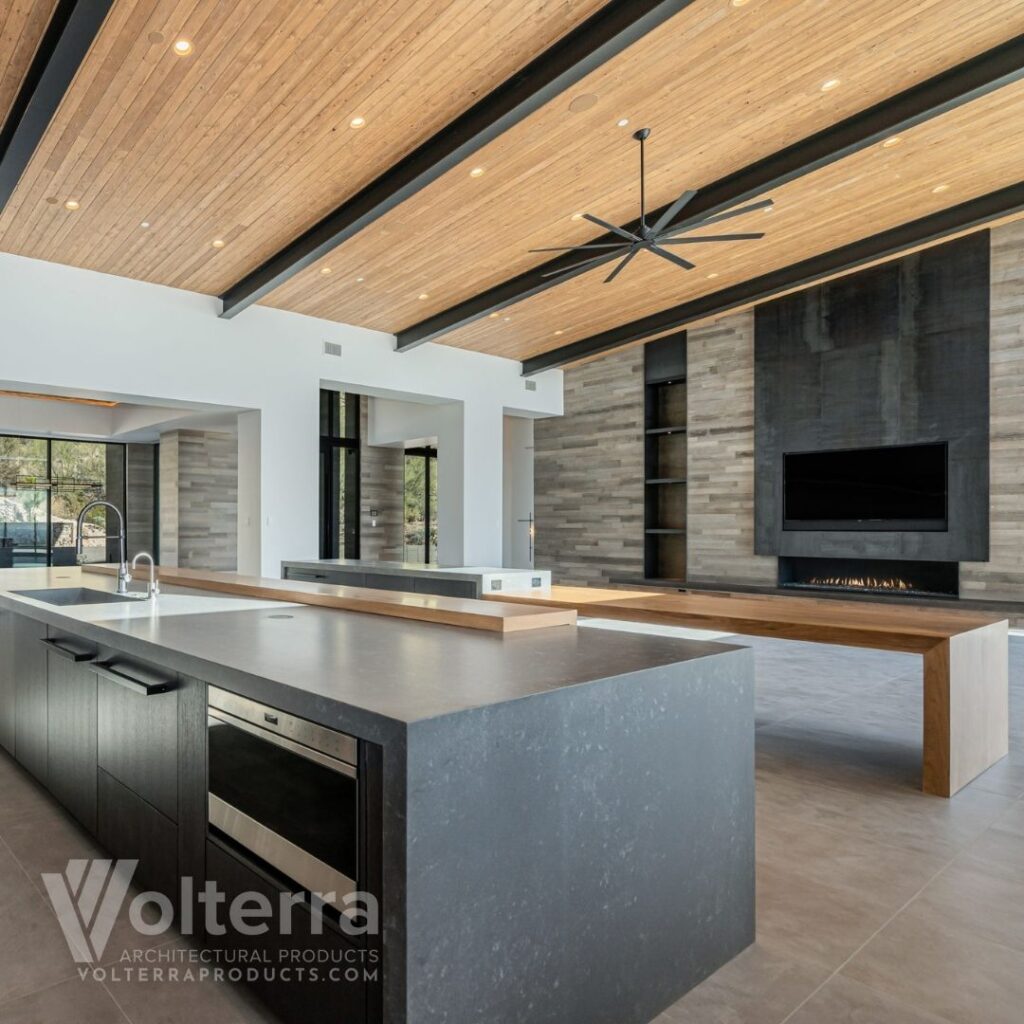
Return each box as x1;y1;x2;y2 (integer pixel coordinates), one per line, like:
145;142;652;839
778;556;959;599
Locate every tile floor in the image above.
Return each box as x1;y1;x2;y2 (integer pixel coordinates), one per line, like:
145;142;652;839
0;634;1019;1023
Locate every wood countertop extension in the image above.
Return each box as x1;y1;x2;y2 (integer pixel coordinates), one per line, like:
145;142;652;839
484;585;1005;652
83;565;575;634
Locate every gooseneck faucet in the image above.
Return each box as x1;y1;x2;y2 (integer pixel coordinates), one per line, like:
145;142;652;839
131;552;159;600
76;500;131;595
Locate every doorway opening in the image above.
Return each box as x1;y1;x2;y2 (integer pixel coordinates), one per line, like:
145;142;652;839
404;446;437;563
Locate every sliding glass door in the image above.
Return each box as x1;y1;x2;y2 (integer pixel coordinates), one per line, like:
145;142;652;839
0;436;126;568
404;447;437;564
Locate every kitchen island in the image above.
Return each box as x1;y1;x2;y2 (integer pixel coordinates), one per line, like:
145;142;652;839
0;567;754;1024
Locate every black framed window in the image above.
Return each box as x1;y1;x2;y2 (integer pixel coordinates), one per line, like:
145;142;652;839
404;446;437;563
319;390;361;559
0;435;126;568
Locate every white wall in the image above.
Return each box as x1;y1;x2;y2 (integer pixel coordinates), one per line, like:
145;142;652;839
0;252;562;574
367;398;503;567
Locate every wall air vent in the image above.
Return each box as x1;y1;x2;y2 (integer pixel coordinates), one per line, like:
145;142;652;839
524;379;537;391
323;341;342;357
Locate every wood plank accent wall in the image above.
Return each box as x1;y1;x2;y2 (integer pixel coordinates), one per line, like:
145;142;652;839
534;346;644;585
961;220;1024;600
359;396;404;562
686;311;777;587
159;430;237;571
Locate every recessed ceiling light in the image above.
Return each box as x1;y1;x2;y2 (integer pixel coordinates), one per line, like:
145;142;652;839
148;31;165;44
349;116;366;129
489;312;500;319
707;272;719;278
469;167;485;178
617;118;629;128
45;196;59;205
731;0;751;6
554;329;564;336
418;292;429;300
503;316;511;322
882;136;901;148
64;200;79;211
212;239;225;248
932;183;950;194
356;276;365;283
172;38;193;56
820;78;841;92
320;267;332;275
570;212;584;222
140;221;151;229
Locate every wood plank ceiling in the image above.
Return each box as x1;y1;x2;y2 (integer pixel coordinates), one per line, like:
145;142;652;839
2;0;1024;365
0;0;60;126
0;0;608;290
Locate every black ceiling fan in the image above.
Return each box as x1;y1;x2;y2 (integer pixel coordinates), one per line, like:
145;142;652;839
531;127;772;283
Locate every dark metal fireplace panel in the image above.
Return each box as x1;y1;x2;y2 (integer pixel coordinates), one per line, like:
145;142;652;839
778;556;959;598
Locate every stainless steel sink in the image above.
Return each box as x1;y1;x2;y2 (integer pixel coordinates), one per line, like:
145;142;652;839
12;587;141;606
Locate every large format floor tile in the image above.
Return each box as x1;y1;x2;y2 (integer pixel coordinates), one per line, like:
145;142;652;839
842;899;1024;1024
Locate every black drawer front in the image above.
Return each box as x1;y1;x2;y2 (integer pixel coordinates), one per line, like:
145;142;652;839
97;658;178;821
205;840;370;1024
97;770;178;901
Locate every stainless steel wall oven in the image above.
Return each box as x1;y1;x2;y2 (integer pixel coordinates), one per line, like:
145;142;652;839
207;687;360;913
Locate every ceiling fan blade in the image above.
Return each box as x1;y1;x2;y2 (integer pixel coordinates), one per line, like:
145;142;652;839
541;250;625;278
658;232;765;244
650;245;695;271
684;199;774;229
604;247;639;283
581;213;641;243
528;243;634;253
650;188;697;236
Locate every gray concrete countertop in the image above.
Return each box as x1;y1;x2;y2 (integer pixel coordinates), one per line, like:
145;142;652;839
0;567;740;737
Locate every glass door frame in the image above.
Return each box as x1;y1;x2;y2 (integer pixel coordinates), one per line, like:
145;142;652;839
319;391;361;560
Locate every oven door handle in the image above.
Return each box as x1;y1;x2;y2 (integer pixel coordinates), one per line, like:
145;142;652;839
208;707;357;778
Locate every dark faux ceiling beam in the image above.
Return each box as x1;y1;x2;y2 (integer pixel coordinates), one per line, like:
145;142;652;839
0;0;113;211
397;32;1024;351
521;180;1024;375
218;0;696;319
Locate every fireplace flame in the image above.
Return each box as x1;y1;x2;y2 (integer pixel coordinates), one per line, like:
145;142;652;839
807;575;913;591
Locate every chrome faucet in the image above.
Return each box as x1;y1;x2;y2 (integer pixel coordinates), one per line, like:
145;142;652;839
131;552;159;600
76;500;131;595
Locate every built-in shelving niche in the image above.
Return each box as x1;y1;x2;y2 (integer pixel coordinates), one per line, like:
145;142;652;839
643;333;687;582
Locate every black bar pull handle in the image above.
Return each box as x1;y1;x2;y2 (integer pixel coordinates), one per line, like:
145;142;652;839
40;637;96;663
94;661;176;697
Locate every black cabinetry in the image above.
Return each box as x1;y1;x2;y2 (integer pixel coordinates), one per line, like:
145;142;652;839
45;633;99;832
0;609;15;755
13;615;48;783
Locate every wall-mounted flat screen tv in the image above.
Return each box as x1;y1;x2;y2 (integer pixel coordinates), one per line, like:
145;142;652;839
783;442;948;532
